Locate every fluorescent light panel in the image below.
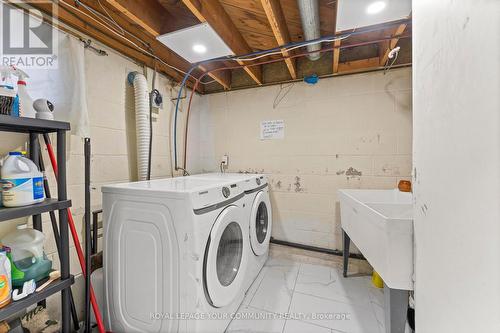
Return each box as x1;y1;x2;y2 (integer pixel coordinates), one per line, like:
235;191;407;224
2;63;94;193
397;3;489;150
336;0;411;32
157;22;234;63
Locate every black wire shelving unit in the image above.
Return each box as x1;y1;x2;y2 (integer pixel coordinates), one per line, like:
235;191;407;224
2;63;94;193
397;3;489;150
0;114;73;331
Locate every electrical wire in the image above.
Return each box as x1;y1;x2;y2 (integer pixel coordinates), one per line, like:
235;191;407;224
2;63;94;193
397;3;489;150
273;83;294;109
232;35;350;62
76;0;149;49
384;49;400;74
96;0;125;35
197;20;409;67
57;0;216;85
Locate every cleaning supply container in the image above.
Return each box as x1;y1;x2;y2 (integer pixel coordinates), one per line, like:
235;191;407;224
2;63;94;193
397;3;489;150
1;152;44;207
1;224;52;287
0;66;18;117
0;249;11;308
12;67;36;118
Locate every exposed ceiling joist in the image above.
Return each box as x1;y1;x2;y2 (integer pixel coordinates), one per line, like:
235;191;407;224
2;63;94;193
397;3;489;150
338;57;380;73
181;0;263;85
26;1;205;92
379;23;407;66
331;0;340;74
198;64;231;89
260;0;296;79
102;0;170;36
101;0;230;89
333;39;341;73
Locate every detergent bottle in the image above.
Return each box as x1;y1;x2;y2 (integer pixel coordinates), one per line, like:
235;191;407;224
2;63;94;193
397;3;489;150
12;67;35;118
2;224;52;287
0;249;12;308
1;152;44;207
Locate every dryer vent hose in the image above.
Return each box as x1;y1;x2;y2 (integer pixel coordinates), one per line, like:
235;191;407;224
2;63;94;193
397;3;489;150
128;71;150;181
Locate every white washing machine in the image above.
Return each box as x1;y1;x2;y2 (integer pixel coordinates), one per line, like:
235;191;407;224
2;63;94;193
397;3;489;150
189;173;272;292
102;177;249;333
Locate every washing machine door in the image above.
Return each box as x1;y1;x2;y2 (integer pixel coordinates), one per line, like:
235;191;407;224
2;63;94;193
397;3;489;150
205;205;248;308
249;190;272;256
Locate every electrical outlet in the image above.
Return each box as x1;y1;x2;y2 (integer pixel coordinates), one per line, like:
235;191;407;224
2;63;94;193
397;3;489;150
151;89;163;110
221;155;229;167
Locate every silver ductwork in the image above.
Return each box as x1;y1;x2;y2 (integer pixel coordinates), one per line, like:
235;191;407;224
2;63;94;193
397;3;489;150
297;0;321;61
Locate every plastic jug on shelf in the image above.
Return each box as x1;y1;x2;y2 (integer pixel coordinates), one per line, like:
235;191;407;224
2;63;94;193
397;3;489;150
1;151;44;207
1;224;52;287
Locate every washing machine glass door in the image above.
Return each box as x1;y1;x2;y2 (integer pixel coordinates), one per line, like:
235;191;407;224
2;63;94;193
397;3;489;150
205;205;248;308
250;191;272;256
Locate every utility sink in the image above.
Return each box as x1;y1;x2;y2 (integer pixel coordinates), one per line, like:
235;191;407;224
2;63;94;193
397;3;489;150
338;189;413;290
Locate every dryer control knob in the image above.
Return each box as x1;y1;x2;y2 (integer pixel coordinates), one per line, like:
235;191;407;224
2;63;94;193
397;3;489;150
222;187;230;198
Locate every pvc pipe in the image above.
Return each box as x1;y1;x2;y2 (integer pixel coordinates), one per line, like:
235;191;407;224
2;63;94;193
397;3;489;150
128;72;150;181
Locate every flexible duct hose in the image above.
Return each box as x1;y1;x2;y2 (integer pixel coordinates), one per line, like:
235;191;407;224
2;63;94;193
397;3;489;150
128;72;150;181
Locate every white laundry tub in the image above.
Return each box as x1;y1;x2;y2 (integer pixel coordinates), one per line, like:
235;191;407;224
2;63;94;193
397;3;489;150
338;189;413;290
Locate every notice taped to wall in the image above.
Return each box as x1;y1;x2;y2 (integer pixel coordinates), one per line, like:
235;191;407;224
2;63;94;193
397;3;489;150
260;120;285;140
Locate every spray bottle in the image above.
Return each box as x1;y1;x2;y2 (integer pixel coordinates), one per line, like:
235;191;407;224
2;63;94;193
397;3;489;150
11;67;35;118
0;66;18;117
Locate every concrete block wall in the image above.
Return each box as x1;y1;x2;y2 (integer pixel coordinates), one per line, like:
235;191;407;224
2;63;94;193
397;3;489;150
200;68;413;250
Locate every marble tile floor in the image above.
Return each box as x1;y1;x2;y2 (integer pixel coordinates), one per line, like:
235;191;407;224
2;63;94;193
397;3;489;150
226;244;386;333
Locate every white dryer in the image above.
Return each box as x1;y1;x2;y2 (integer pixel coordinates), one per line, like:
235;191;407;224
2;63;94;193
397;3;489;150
241;174;272;292
102;177;249;333
189;173;272;292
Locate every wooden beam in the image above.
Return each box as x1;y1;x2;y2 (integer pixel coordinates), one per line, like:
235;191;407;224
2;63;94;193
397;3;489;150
99;0;230;89
333;39;341;73
26;1;203;92
331;0;340;73
260;0;296;79
198;64;231;90
338;57;380;73
379;23;407;66
103;0;171;36
181;0;263;85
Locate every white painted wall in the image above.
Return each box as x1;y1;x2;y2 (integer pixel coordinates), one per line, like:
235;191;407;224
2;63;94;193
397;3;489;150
413;1;500;332
200;68;413;250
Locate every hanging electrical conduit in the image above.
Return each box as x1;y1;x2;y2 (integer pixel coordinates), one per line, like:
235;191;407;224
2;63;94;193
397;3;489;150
174;22;412;173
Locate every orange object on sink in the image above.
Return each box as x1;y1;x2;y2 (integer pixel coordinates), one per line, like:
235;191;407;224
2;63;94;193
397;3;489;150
398;180;412;192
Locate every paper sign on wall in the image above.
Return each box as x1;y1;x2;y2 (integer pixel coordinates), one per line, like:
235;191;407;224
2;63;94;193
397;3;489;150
260;120;285;140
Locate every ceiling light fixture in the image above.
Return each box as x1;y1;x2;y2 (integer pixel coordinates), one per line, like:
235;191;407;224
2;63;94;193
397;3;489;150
192;44;207;54
366;1;386;15
156;22;234;63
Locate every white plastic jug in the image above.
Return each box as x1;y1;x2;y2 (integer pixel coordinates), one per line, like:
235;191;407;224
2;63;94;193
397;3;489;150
1;224;52;286
1;152;44;207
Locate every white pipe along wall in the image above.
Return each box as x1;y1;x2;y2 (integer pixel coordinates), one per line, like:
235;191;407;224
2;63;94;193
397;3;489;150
129;72;151;181
413;0;500;332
